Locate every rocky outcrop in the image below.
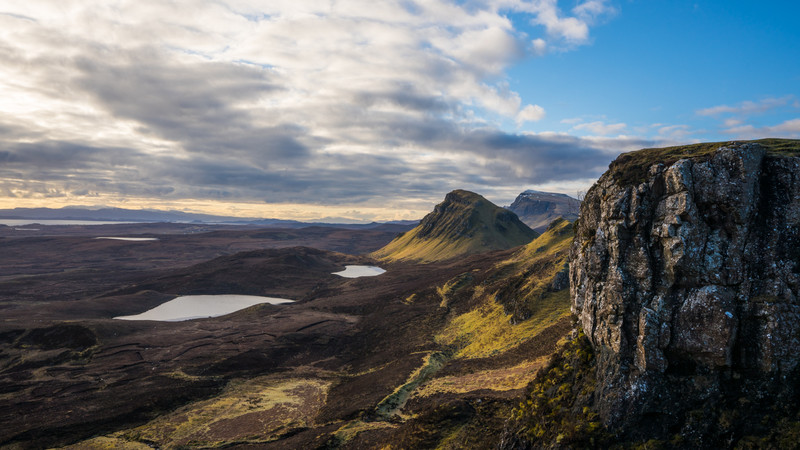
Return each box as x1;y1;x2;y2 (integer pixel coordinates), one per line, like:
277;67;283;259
507;190;581;232
570;142;800;441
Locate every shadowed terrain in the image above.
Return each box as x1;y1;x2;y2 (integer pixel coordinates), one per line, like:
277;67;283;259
0;196;573;449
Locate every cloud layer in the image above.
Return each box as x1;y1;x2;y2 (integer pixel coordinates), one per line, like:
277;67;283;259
0;1;624;218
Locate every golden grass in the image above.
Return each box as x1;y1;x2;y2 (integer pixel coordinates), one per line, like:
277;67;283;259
372;190;536;263
372;230;486;263
435;291;570;359
510;218;573;263
75;377;331;448
412;357;549;397
436;273;474;308
331;419;398;444
403;293;418;305
433;220;573;359
62;437;152;449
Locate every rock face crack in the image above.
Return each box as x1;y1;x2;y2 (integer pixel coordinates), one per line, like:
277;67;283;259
570;143;800;435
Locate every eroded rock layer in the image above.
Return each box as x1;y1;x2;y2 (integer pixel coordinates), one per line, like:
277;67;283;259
570;142;800;439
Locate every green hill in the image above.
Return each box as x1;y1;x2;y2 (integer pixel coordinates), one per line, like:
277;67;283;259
372;189;538;263
435;217;574;359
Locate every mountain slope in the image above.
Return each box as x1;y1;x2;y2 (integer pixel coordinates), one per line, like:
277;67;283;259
506;190;580;232
435;217;574;359
372;190;538;263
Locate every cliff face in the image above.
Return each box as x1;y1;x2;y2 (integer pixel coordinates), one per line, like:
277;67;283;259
570;142;800;440
507;190;581;233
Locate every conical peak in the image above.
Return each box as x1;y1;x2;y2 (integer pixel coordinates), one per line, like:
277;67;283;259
372;189;537;263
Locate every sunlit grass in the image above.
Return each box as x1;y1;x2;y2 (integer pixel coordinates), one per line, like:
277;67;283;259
436;291;570;359
608;138;800;186
70;377;331;448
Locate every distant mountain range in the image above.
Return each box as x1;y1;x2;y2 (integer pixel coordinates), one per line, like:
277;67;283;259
372;189;538;263
0;207;418;230
0;188;579;233
505;190;581;232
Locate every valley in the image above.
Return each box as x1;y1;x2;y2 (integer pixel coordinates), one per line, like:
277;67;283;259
4;140;800;449
2;1;797;447
0;194;572;448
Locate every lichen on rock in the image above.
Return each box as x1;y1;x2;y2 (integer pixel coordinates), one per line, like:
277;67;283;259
570;141;800;441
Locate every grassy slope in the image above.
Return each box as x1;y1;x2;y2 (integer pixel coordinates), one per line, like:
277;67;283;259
69;377;332;448
506;330;607;448
351;220;577;448
372;190;538;263
315;219;575;449
609;138;800;186
434;218;573;359
66;218;571;449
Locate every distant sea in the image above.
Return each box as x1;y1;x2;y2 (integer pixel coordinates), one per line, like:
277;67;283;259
0;219;140;226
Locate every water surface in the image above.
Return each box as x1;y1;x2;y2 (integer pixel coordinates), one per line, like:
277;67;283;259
332;265;386;278
114;295;294;322
0;219;138;226
95;237;159;241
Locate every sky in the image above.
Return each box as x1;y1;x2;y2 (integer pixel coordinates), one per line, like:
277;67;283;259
0;0;798;222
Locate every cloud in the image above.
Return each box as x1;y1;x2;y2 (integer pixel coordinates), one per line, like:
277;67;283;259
656;124;694;142
574;0;616;19
696;96;794;117
530;0;615;47
723;118;743;127
0;0;616;219
572;121;627;136
770;118;800;134
516;104;546;124
724;118;800;139
531;38;547;56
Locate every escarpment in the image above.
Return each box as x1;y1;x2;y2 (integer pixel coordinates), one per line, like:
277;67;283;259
570;140;800;442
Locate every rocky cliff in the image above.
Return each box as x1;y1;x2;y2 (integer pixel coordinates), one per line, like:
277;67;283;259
507;190;581;232
570;140;800;443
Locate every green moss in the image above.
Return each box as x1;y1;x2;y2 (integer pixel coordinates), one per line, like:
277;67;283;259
507;329;609;448
608;138;800;186
735;416;800;449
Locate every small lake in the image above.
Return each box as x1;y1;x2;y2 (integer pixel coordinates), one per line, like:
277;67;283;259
0;219;139;226
114;295;294;322
333;265;386;278
95;237;159;241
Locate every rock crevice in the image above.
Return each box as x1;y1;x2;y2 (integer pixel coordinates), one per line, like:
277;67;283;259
570;143;800;436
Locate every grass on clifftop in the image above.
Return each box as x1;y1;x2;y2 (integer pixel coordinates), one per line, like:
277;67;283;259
609;138;800;186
